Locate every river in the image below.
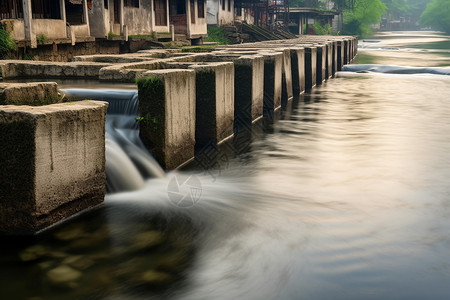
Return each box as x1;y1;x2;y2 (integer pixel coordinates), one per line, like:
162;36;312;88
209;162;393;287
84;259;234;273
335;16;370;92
1;31;450;300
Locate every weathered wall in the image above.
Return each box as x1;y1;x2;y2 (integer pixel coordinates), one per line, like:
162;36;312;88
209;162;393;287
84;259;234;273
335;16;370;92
88;0;108;38
188;0;208;38
32;19;67;40
0;101;108;233
1;19;25;41
72;24;90;38
124;3;153;35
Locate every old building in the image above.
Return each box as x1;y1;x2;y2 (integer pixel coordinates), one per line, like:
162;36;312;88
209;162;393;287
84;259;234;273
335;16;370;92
1;0;92;48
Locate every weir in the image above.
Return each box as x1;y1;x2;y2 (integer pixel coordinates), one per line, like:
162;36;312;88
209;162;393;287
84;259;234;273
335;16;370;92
0;35;357;234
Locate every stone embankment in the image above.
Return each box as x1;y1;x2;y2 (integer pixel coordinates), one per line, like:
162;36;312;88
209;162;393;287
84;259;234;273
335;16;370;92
0;35;357;234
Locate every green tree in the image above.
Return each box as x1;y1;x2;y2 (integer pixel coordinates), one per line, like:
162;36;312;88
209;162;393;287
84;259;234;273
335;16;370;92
420;0;450;34
343;0;387;37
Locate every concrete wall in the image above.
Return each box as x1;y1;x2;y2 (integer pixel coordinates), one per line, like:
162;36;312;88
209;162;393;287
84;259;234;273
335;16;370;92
124;2;153;35
1;19;26;41
0;101;108;234
32;19;67;39
72;24;90;38
88;0;109;38
137;69;196;169
207;0;234;25
188;0;208;38
207;0;219;24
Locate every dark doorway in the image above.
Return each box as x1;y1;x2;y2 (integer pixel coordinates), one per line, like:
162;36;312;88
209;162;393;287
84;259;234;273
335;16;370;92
65;0;84;25
155;0;167;26
169;0;186;33
114;0;120;23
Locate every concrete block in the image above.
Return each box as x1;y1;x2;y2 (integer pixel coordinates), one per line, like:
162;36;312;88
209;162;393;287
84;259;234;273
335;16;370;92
337;41;344;71
189;62;234;147
0;101;108;234
326;42;333;79
316;44;326;85
260;52;283;118
332;41;338;75
0;82;60;106
305;47;317;91
0;61;111;79
279;49;294;108
290;47;305;95
137;69;196;170
344;40;349;65
233;55;264;133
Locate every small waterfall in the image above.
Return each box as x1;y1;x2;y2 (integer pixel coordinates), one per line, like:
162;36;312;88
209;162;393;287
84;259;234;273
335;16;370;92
62;88;165;193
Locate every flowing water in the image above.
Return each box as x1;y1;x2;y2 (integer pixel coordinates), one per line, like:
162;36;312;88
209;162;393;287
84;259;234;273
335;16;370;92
1;31;450;300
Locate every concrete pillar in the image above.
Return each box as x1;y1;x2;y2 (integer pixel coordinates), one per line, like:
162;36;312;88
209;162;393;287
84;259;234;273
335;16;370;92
22;0;36;48
304;46;317;91
316;44;326;85
279;48;293;108
120;0;124;35
261;52;283;119
0;101;108;234
332;41;338;75
189;62;235;147
337;41;344;71
290;47;305;95
233;55;264;133
137;69;196;170
326;42;333;79
344;40;349;65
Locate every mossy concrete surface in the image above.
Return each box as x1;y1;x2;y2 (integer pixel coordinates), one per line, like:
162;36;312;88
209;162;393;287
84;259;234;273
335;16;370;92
0;101;108;234
137;69;196;170
0;82;60;106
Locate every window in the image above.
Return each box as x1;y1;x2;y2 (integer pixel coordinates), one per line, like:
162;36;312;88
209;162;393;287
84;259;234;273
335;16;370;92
221;0;225;11
227;0;231;12
124;0;139;7
197;0;204;18
190;0;195;23
104;0;108;9
31;0;61;19
0;0;23;19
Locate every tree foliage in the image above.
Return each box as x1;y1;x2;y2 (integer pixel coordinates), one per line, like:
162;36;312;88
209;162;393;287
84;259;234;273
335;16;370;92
343;0;387;37
420;0;450;34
